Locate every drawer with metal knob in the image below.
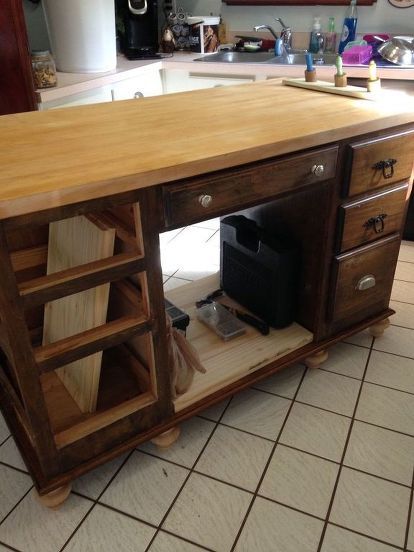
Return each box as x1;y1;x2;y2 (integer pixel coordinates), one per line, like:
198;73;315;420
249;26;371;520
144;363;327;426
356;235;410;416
163;146;338;228
329;233;400;323
337;182;409;252
344;129;414;197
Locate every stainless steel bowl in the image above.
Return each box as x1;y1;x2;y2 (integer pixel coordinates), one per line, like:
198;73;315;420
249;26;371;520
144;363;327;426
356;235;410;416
377;35;414;66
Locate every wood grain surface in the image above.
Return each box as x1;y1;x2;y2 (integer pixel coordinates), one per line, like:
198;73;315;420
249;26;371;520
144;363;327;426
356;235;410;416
1;80;414;221
42;215;115;413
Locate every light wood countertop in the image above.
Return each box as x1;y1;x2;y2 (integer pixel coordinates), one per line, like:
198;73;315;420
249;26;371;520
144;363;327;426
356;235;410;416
1;79;414;222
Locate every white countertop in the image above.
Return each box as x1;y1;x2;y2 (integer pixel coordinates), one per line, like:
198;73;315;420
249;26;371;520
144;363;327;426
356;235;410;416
37;51;414;104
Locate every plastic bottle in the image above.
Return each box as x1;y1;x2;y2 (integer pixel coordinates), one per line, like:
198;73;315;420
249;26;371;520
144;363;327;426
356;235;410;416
309;16;324;54
338;0;358;54
324;17;337;53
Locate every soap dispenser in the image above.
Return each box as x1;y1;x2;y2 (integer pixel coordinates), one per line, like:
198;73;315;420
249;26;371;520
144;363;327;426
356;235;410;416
309;17;324;54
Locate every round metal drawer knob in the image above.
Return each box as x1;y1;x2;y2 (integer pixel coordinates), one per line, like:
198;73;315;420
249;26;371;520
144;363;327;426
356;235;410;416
199;194;213;208
312;164;325;177
134;91;144;99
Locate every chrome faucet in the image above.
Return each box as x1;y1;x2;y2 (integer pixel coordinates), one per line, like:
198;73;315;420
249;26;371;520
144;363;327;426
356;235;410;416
254;18;306;56
274;18;292;51
253;24;279;41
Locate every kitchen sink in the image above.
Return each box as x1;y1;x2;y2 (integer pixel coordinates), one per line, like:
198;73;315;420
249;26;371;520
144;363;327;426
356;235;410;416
194;51;337;66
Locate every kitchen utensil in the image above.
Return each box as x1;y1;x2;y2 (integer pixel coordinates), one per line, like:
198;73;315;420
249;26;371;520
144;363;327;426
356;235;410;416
376;35;414;66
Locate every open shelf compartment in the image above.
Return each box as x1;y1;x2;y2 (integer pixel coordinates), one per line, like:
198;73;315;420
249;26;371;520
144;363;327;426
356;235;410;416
166;273;313;412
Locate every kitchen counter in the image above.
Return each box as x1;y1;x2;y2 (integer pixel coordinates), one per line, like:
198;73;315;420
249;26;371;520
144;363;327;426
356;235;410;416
1;78;414;222
36;51;414;104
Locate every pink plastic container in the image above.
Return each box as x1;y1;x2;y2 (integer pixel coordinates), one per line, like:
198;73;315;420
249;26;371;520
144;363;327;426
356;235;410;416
342;45;373;65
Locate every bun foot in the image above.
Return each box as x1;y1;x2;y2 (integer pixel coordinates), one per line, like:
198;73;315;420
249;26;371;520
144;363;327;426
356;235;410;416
369;318;390;338
151;426;180;449
305;349;328;369
36;483;72;509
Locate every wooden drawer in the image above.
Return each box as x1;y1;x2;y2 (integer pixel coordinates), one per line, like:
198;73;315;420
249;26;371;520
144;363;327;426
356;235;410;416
345;129;414;197
330;234;400;323
163;147;338;228
338;182;409;252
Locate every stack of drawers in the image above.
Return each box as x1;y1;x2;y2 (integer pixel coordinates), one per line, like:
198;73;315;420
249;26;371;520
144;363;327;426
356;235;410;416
330;129;414;325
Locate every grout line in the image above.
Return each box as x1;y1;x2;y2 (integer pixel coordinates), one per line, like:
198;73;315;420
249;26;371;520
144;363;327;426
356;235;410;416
328;522;405;551
143;396;235;552
0;540;24;552
0;484;33;528
256;494;325;522
0;460;29;476
0;434;11;448
362;379;414;398
372;348;414;362
317;338;380;552
403;466;414;551
229;367;308;552
156;528;215;551
58;448;136;552
391;323;414;331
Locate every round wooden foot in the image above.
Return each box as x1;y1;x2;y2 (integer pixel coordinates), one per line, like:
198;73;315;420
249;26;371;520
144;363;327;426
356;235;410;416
369;318;390;338
36;483;72;509
151;426;180;449
304;349;328;369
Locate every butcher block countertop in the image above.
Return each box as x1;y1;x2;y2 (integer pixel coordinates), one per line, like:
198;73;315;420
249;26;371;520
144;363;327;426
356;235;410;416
1;78;414;222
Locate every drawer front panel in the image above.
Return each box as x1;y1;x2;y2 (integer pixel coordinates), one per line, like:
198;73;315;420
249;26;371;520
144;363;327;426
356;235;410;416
330;234;400;322
346;129;414;197
338;182;409;252
163;147;338;228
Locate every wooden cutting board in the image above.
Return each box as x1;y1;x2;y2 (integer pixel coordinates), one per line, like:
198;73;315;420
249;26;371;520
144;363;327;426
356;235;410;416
42;215;116;413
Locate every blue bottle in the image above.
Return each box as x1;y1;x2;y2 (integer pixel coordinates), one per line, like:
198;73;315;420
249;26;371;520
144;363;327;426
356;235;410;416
338;0;358;54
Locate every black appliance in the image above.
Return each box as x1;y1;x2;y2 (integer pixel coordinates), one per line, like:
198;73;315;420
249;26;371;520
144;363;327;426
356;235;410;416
220;215;300;329
116;0;160;59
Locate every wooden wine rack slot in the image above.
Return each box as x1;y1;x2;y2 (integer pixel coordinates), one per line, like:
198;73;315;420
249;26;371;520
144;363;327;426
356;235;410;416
10;244;48;272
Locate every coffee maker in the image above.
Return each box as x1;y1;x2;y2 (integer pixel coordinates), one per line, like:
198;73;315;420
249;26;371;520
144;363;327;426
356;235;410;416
116;0;160;59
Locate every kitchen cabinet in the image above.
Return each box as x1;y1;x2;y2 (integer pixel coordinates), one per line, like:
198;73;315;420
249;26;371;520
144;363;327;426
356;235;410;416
111;69;163;100
39;86;114;110
0;80;413;507
162;68;255;94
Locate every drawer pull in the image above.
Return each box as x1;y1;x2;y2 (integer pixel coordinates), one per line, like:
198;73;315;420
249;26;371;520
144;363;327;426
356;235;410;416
372;158;397;179
311;164;325;177
356;274;376;291
198;194;213;208
363;213;388;234
134;91;144;99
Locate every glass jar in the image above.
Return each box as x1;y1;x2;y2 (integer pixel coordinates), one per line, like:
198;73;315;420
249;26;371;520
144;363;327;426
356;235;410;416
31;50;57;89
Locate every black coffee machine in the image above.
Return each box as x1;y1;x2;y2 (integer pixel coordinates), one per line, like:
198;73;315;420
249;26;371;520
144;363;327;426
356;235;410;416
116;0;160;59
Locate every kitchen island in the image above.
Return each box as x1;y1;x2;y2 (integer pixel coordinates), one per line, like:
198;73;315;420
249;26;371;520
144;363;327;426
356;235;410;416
0;79;413;507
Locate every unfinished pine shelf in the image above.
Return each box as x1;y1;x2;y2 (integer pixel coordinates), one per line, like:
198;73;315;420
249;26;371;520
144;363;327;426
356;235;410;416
166;273;313;412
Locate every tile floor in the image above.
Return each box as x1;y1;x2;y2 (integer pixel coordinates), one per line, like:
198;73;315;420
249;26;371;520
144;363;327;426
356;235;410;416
0;222;414;552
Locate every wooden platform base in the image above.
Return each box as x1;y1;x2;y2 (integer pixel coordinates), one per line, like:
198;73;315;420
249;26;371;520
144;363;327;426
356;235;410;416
151;426;180;448
36;483;72;509
369;318;390;338
304;349;328;369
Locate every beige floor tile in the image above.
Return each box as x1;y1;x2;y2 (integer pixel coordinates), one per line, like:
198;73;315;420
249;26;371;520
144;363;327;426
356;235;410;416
0;545;12;551
356;382;414;436
196;425;273;491
0;414;9;444
342;330;373;348
163;472;251;551
280;402;350;462
398;241;414;263
72;454;128;500
366;350;414;394
330;467;410;547
149;531;206;551
395;261;414;283
296;369;360;416
344;420;414;485
198;397;231;421
259;444;338;518
0;489;92;552
391;280;414;304
191;218;220;231
0;437;27;472
235;497;323;552
0;464;32;521
159;228;184;248
139;418;215;468
373;325;414;359
100;451;189;525
390;300;414;329
320;342;369;379
408;507;414;551
252;364;305;398
221;388;291;440
321;524;398;552
65;504;155;552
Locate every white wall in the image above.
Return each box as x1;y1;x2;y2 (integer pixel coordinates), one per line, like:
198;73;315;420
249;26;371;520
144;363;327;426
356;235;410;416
177;0;414;34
